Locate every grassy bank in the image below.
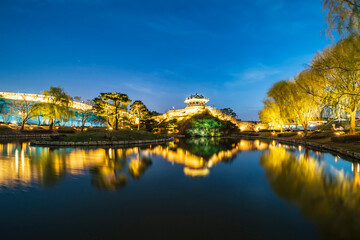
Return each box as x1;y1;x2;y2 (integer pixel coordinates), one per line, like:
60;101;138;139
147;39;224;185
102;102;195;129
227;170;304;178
238;131;360;153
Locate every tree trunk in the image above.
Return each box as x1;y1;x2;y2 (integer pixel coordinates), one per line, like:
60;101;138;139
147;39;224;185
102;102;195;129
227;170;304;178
115;101;118;130
350;111;356;135
138;117;140;131
49;119;54;130
20;120;25;131
303;123;308;136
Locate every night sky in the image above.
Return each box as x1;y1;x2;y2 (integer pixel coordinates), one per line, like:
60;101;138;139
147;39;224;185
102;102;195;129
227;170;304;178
0;0;331;120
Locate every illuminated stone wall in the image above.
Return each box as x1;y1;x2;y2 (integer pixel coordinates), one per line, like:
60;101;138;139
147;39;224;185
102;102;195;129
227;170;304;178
153;104;258;131
0;91;92;111
0;92;101;127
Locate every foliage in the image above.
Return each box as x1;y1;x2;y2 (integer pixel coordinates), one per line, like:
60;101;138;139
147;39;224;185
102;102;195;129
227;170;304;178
93;92;131;130
277;132;297;137
33;86;74;130
311;34;360;134
74;98;95;131
188;118;222;137
11;95;37;130
305;131;335;139
331;134;360;142
219;107;237;118
260;78;320;135
149;110;160;117
259;99;284;131
323;0;360;37
130;100;149;130
180;111;238;137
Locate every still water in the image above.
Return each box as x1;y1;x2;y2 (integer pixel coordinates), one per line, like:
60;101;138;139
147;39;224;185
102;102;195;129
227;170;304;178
0;138;359;239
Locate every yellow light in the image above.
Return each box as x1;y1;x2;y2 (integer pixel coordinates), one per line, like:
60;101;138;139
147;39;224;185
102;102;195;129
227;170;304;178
297;132;302;135
108;127;113;131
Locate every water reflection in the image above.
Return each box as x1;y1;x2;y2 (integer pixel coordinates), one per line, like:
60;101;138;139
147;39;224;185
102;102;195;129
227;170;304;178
148;138;267;177
0;142;153;190
0;139;266;189
260;145;360;240
2;139;360;238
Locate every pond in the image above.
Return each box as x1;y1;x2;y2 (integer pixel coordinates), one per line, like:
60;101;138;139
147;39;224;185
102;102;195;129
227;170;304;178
0;138;359;239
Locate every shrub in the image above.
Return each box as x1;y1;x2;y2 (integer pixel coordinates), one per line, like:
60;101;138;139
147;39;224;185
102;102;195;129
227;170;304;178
331;134;360;143
277;132;297;137
57;129;76;134
306;131;334;139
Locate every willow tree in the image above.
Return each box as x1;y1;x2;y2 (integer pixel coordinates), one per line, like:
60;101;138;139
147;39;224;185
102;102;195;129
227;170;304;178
265;80;320;135
34;87;74;130
311;34;360;134
259;99;285;132
93;92;131;130
129;100;149;130
290;77;321;135
323;0;360;37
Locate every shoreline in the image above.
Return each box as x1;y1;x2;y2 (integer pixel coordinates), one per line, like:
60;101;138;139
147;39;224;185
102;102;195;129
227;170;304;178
235;135;360;161
0;134;60;139
30;136;174;147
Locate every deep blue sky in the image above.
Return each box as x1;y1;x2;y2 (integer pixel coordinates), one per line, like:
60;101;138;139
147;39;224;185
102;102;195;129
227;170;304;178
0;0;331;120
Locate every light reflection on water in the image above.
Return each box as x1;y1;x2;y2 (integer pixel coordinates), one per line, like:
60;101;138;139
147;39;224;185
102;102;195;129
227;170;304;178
0;138;359;239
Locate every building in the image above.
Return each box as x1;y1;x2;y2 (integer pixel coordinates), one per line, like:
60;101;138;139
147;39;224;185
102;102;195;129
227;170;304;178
153;93;255;131
0;91;100;127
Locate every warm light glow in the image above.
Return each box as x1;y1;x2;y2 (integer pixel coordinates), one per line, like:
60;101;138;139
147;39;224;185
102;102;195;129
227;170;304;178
184;167;209;177
0;91;92;110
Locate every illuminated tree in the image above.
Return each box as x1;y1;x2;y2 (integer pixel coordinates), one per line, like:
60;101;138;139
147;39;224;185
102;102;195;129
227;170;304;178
262;79;320;135
11;95;37;130
323;0;360;37
311;34;360;134
74;97;94;132
93;92;131;130
259;99;284;132
289;77;321;135
33;87;74;130
130;100;149;130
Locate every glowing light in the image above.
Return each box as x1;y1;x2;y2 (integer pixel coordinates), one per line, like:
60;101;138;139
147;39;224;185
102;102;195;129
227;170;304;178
108;127;113;131
184;167;210;177
0;91;92;110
